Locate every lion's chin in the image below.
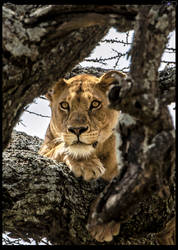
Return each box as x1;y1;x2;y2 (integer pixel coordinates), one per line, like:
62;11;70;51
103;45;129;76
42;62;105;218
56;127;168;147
67;143;95;159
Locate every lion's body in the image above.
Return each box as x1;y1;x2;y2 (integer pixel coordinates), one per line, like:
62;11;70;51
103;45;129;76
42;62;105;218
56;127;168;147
39;71;126;181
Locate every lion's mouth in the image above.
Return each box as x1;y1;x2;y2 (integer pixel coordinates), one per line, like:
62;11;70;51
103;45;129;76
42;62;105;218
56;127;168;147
72;139;98;148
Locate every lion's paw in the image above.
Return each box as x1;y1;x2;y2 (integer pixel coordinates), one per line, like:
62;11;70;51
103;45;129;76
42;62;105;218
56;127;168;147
82;160;105;181
65;157;105;181
87;220;120;242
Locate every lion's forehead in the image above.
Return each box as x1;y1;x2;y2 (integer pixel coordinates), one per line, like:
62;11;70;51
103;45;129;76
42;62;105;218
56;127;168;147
67;90;95;102
66;82;102;105
69;81;95;93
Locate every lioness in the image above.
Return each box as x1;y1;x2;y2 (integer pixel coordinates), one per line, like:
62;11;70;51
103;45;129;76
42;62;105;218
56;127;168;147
39;71;125;242
38;71;175;244
39;70;126;181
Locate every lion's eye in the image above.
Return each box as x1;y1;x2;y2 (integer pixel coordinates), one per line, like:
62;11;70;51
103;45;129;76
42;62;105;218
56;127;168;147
60;102;69;110
90;100;101;110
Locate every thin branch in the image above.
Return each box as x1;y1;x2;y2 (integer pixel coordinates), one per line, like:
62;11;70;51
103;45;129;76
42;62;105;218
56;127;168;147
84;58;107;65
39;96;48;100
119;66;130;71
100;38;132;45
17;119;26;127
23;109;50;118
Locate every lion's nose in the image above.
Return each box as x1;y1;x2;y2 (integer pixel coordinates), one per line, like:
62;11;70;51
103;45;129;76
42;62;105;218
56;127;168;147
68;126;88;136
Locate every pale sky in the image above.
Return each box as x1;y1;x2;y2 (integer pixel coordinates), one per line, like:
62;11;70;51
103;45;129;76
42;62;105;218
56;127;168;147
14;28;175;139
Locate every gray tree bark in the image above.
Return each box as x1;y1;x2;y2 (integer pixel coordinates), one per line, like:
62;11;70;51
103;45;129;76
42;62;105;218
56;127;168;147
3;4;175;245
87;5;175;245
2;130;175;245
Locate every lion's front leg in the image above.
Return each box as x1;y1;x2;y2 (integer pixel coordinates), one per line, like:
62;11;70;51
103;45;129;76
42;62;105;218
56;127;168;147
64;155;105;181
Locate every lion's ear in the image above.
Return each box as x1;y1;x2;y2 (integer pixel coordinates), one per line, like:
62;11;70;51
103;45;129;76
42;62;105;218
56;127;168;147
98;70;127;90
45;78;67;101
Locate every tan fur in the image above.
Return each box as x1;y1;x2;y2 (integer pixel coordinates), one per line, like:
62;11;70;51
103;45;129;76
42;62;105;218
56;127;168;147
39;71;126;181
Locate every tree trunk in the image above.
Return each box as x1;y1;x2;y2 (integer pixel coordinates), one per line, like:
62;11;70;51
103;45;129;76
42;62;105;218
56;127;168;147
3;4;176;245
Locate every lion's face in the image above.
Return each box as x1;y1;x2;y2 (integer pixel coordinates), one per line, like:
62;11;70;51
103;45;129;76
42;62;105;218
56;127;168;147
47;71;126;158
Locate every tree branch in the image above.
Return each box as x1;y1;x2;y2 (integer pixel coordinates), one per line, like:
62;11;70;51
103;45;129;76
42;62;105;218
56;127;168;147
3;131;175;245
87;5;175;245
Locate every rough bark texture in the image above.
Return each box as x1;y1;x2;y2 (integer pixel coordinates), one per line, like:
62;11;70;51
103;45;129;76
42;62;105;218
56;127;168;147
87;5;176;245
2;4;176;246
2;130;175;245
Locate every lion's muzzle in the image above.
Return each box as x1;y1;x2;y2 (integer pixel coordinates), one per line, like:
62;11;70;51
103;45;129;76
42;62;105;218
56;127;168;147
67;126;89;136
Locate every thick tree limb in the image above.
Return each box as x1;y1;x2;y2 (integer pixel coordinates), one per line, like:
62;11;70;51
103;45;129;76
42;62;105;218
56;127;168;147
87;5;175;245
3;131;175;245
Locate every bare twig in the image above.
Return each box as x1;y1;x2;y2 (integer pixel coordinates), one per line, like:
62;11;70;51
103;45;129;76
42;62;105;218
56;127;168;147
23;109;50;118
100;38;132;45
